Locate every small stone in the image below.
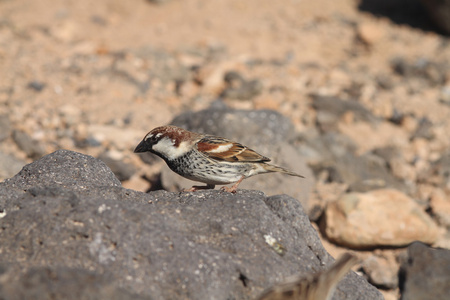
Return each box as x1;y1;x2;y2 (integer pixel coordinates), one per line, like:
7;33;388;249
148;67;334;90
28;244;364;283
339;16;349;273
322;189;440;248
357;22;384;46
12;130;47;160
27;81;46;92
362;255;398;289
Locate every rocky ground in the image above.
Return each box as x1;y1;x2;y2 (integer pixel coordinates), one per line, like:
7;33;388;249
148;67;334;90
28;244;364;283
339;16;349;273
1;0;450;299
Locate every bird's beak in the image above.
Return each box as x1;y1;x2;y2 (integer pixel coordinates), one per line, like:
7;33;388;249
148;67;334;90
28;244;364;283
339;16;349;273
134;140;150;153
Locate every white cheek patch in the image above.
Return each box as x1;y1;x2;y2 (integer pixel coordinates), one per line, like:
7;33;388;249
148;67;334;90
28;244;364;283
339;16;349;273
152;138;191;160
207;143;233;153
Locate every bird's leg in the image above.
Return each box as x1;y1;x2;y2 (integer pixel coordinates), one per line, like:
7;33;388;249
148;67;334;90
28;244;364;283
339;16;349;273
183;184;215;192
220;176;245;194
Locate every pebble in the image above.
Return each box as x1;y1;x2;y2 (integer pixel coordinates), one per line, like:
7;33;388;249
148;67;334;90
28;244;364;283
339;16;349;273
362;255;398;289
27;81;46;92
12;130;47;160
323;189;440;248
357;22;384;46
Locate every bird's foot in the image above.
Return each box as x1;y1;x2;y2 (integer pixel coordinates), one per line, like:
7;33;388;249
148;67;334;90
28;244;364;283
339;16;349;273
220;186;238;193
220;176;245;194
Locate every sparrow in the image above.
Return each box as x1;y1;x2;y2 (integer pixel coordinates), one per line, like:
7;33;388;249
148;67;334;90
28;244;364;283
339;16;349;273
256;253;359;300
134;125;304;193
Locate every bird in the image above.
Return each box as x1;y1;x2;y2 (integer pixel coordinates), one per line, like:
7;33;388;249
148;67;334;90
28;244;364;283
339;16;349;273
256;253;359;300
134;125;304;193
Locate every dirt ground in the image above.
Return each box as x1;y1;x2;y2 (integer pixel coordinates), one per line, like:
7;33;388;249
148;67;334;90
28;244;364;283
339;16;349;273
1;0;450;299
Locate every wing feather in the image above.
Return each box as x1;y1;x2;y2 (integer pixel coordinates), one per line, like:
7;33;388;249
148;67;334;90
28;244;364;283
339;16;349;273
196;136;270;163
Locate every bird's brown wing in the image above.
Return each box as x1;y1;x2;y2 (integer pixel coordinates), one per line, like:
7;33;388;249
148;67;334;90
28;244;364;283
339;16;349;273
196;136;270;163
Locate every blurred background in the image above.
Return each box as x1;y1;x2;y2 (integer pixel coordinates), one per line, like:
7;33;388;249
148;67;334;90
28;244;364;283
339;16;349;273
1;0;449;299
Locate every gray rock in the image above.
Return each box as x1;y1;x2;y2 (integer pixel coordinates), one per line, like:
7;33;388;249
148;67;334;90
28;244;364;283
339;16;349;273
311;95;378;131
336;153;407;193
0;150;381;300
12;130;47;160
400;242;450;300
299;131;358;163
0;266;149;300
164;102;314;207
2;149;121;192
302;132;408;193
171;101;295;145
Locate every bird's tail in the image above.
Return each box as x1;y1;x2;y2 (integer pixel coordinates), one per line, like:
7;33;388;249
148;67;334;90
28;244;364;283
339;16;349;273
263;163;305;178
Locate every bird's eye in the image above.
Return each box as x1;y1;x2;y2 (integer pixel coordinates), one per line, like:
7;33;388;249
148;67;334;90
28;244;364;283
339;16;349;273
145;134;155;142
146;132;162;143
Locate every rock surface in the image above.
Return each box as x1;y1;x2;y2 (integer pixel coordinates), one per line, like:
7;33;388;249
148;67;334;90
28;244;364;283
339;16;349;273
322;189;440;248
0;150;381;299
400;242;450;300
